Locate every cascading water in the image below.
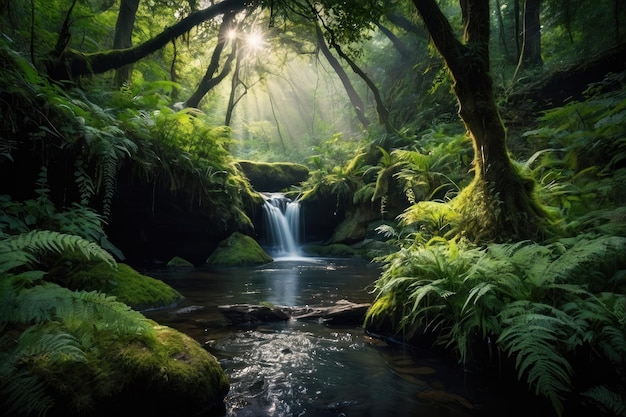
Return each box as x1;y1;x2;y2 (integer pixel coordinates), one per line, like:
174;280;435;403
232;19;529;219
262;193;303;258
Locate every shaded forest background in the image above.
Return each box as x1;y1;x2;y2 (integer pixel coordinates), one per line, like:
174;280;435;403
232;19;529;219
1;0;626;416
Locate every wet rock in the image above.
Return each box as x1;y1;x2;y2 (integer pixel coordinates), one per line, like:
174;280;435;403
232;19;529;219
169;305;206;315
218;300;371;326
237;160;309;192
206;232;273;266
218;304;291;324
166;256;194;267
290;300;371;325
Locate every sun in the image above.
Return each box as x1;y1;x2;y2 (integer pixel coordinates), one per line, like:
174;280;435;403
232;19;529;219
246;32;264;50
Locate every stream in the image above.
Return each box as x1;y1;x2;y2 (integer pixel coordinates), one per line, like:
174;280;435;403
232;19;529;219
145;257;536;417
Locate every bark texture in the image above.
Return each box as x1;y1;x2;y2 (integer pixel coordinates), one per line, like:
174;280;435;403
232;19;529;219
113;0;140;86
412;0;550;241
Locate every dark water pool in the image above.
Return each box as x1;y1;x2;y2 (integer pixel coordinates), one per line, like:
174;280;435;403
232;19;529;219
144;257;543;417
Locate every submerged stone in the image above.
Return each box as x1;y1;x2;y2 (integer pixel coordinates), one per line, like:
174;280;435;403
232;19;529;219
206;232;273;266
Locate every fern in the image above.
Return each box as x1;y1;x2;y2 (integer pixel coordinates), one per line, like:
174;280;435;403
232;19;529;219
0;230;116;271
582;386;626;417
498;301;575;416
0;367;54;417
12;283;152;336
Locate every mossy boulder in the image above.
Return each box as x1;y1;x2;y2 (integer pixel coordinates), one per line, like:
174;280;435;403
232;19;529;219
167;256;194;267
33;322;229;417
237;160;309;191
53;261;183;311
301;243;357;257
206;232;273;266
329;205;379;244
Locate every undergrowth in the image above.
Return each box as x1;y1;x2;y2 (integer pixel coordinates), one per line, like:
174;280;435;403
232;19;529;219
366;77;626;416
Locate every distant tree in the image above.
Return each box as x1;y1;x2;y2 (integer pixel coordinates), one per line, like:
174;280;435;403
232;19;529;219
314;23;371;129
113;0;140;86
520;0;543;68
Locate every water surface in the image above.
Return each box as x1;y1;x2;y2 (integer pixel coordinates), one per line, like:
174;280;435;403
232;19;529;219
145;258;528;417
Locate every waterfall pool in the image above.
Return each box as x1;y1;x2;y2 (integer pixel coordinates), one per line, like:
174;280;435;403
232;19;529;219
145;258;549;417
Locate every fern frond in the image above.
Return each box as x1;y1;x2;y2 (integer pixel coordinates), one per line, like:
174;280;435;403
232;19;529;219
582;386;626;417
0;230;116;270
498;301;575;416
0;368;54;417
544;235;626;285
16;324;86;363
0;250;36;275
13;283;152;336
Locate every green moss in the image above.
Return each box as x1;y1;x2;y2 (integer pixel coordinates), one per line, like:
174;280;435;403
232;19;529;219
237;160;309;191
301;243;357;257
166;256;194;267
206;232;273;266
61;262;183;310
30;322;229;417
111;264;182;309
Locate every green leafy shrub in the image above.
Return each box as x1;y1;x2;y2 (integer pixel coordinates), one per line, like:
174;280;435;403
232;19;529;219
366;234;626;416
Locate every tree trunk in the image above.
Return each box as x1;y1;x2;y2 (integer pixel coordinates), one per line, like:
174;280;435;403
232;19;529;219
319;22;395;134
521;0;543;68
375;22;411;59
385;12;429;41
46;0;248;81
314;24;371;129
411;0;550;242
113;0;140;87
225;50;243;126
184;11;236;108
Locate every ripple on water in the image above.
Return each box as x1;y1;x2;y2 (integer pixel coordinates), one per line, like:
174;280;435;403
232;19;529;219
208;321;476;417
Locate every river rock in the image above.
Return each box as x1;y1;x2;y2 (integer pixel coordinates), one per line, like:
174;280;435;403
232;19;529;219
218;300;371;326
206;232;273;266
290;300;371;325
218;304;291;324
237;160;309;191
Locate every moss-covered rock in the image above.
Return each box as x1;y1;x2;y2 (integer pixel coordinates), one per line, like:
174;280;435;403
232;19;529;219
166;256;194;267
352;239;399;259
206;232;273;266
55;261;183;311
35;322;229;417
237;160;309;191
301;243;357;257
329;205;379;244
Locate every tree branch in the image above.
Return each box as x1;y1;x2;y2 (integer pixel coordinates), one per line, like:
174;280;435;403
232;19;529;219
46;0;252;81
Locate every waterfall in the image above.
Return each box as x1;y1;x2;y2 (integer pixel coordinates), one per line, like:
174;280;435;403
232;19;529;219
262;194;302;258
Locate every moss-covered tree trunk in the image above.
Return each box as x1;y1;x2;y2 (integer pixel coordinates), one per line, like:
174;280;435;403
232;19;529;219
412;0;550;242
46;0;248;80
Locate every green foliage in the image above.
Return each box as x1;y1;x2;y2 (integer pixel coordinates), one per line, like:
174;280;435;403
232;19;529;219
0;169;122;260
582;385;626;417
54;262;183;310
366;234;626;416
523;81;626;232
0;226;157;417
